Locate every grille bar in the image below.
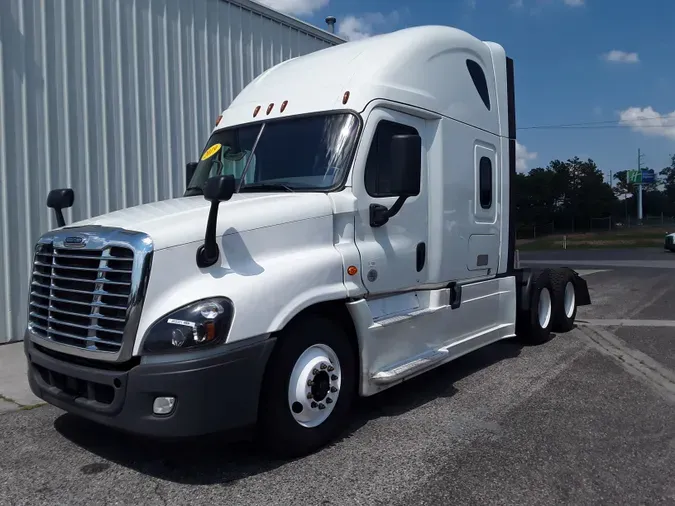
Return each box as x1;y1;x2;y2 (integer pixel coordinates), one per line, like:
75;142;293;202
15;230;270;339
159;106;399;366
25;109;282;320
28;322;124;348
28;243;134;354
30;291;128;311
31;280;130;298
32;271;132;286
34;260;132;275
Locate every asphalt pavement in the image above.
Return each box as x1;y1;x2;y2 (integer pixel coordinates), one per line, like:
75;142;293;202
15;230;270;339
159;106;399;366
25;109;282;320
1;248;674;505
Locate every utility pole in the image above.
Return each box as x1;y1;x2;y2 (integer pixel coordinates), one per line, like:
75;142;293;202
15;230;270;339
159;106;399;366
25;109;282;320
637;148;645;223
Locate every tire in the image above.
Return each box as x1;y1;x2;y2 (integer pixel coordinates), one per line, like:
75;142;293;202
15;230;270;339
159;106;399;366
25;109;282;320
257;314;357;458
517;269;554;345
550;268;577;333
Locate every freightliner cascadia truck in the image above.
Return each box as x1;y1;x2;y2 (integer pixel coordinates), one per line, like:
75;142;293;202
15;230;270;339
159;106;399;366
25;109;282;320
24;25;591;458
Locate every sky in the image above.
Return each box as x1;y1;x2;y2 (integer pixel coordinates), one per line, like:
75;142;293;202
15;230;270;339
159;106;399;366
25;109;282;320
255;0;675;181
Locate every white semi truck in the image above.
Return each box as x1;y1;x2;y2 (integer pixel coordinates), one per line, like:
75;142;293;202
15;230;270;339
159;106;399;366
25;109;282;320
25;25;591;457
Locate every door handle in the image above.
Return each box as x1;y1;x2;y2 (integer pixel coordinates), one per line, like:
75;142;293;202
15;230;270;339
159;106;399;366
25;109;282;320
416;242;426;272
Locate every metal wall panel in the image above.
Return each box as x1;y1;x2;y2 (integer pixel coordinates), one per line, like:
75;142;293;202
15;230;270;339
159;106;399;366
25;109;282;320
0;0;343;343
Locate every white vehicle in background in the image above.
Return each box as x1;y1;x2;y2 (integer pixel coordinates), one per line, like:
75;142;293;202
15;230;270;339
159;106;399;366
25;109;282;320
665;232;675;252
24;25;591;458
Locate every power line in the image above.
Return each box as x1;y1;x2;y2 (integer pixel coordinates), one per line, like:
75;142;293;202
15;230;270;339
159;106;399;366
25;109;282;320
518;124;675;130
518;116;675;130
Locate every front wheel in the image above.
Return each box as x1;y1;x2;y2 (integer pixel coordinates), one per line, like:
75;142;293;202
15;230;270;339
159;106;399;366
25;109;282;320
257;314;356;458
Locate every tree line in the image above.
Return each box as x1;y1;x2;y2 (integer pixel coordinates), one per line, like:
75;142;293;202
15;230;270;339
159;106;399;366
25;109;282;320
514;154;675;235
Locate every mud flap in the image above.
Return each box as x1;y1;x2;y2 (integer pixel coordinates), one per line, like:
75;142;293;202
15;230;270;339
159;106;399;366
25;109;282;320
570;270;591;306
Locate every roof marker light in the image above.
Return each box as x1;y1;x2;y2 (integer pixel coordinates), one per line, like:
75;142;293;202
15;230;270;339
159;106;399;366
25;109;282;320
280;100;288;112
253;105;261;117
342;91;350;105
215;114;222;126
266;103;274;115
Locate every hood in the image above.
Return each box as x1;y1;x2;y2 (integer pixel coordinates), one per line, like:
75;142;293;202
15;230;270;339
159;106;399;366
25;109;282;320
66;193;334;250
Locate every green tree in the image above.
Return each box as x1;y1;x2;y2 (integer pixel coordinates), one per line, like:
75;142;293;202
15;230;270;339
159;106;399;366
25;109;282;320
660;155;675;213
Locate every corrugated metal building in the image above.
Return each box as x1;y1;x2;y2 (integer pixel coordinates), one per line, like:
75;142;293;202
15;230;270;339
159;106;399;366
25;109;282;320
0;0;344;343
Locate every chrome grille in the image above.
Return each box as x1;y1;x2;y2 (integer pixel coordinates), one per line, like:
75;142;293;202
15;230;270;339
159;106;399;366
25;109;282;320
28;243;134;353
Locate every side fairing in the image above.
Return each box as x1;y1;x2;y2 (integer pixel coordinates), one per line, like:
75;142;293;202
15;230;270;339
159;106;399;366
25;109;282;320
132;214;348;355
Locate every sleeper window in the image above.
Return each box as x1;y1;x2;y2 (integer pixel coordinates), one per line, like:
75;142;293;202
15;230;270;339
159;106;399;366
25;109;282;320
479;157;492;209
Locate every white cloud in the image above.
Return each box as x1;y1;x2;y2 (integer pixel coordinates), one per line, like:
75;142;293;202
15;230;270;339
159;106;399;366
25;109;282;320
619;106;675;140
337;11;401;41
254;0;328;16
516;141;537;172
564;0;585;6
603;50;640;63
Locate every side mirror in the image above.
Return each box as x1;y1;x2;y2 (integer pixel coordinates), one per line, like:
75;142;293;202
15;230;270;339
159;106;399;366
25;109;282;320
196;175;236;269
369;135;422;228
389;134;422;196
185;162;198;188
203;175;235;202
46;188;75;228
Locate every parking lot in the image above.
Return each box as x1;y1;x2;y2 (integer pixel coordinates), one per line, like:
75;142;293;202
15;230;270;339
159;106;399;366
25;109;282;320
1;250;674;506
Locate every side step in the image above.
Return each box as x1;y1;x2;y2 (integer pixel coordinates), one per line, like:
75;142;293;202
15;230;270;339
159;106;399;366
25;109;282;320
372;306;440;327
371;349;449;385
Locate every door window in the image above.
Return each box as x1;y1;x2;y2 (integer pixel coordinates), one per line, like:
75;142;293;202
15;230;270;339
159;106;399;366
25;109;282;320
364;120;420;198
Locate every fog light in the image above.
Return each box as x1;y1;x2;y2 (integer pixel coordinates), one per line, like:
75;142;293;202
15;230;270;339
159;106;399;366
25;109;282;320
153;396;176;415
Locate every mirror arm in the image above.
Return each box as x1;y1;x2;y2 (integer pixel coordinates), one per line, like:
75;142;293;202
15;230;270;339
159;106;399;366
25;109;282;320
53;209;66;228
369;196;409;228
196;200;221;268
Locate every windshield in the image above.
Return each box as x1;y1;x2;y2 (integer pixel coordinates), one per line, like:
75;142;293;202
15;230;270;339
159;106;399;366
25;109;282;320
185;112;361;195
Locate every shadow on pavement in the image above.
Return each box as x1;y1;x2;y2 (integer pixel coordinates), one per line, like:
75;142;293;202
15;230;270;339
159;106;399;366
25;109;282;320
54;339;524;486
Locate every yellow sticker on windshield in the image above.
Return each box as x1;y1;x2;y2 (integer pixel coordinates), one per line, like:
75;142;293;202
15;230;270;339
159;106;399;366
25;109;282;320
201;143;222;161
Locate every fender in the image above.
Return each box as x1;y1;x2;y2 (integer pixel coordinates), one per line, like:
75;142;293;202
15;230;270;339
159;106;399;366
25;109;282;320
514;267;591;313
133;214;351;355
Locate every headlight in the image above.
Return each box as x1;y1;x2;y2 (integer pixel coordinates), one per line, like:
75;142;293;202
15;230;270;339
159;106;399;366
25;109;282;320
141;297;234;354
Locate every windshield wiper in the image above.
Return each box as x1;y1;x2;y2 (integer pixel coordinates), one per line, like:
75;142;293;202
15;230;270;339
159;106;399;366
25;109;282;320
240;183;295;193
184;186;204;196
236;123;266;192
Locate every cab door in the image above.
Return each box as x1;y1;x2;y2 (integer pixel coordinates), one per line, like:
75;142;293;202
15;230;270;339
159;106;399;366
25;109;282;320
352;107;428;296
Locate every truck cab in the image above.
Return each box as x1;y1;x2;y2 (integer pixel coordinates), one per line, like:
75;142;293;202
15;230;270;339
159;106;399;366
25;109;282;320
24;25;590;458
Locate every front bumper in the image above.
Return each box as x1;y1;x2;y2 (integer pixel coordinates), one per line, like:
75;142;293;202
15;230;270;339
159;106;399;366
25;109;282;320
25;335;276;438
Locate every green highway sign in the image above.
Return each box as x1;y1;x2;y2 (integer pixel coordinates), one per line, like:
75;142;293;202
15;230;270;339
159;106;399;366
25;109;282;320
627;169;656;184
627;169;641;183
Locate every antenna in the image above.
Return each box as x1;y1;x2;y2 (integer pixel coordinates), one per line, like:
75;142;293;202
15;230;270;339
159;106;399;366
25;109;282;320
325;16;336;33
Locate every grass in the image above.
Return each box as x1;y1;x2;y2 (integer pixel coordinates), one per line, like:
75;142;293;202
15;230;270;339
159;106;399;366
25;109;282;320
0;393;46;411
19;402;46;411
516;227;672;251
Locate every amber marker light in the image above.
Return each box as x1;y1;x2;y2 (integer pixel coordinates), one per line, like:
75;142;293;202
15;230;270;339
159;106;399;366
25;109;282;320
214;114;222;126
267;103;274;115
253;105;261;117
280;100;288;112
342;91;350;105
347;265;358;276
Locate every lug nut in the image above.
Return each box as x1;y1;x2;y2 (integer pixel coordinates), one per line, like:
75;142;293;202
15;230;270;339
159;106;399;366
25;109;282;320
331;374;338;381
311;401;317;408
313;368;319;375
307;392;313;399
318;403;326;410
320;363;327;370
327;365;335;372
330;386;338;393
307;380;314;386
326;397;333;404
